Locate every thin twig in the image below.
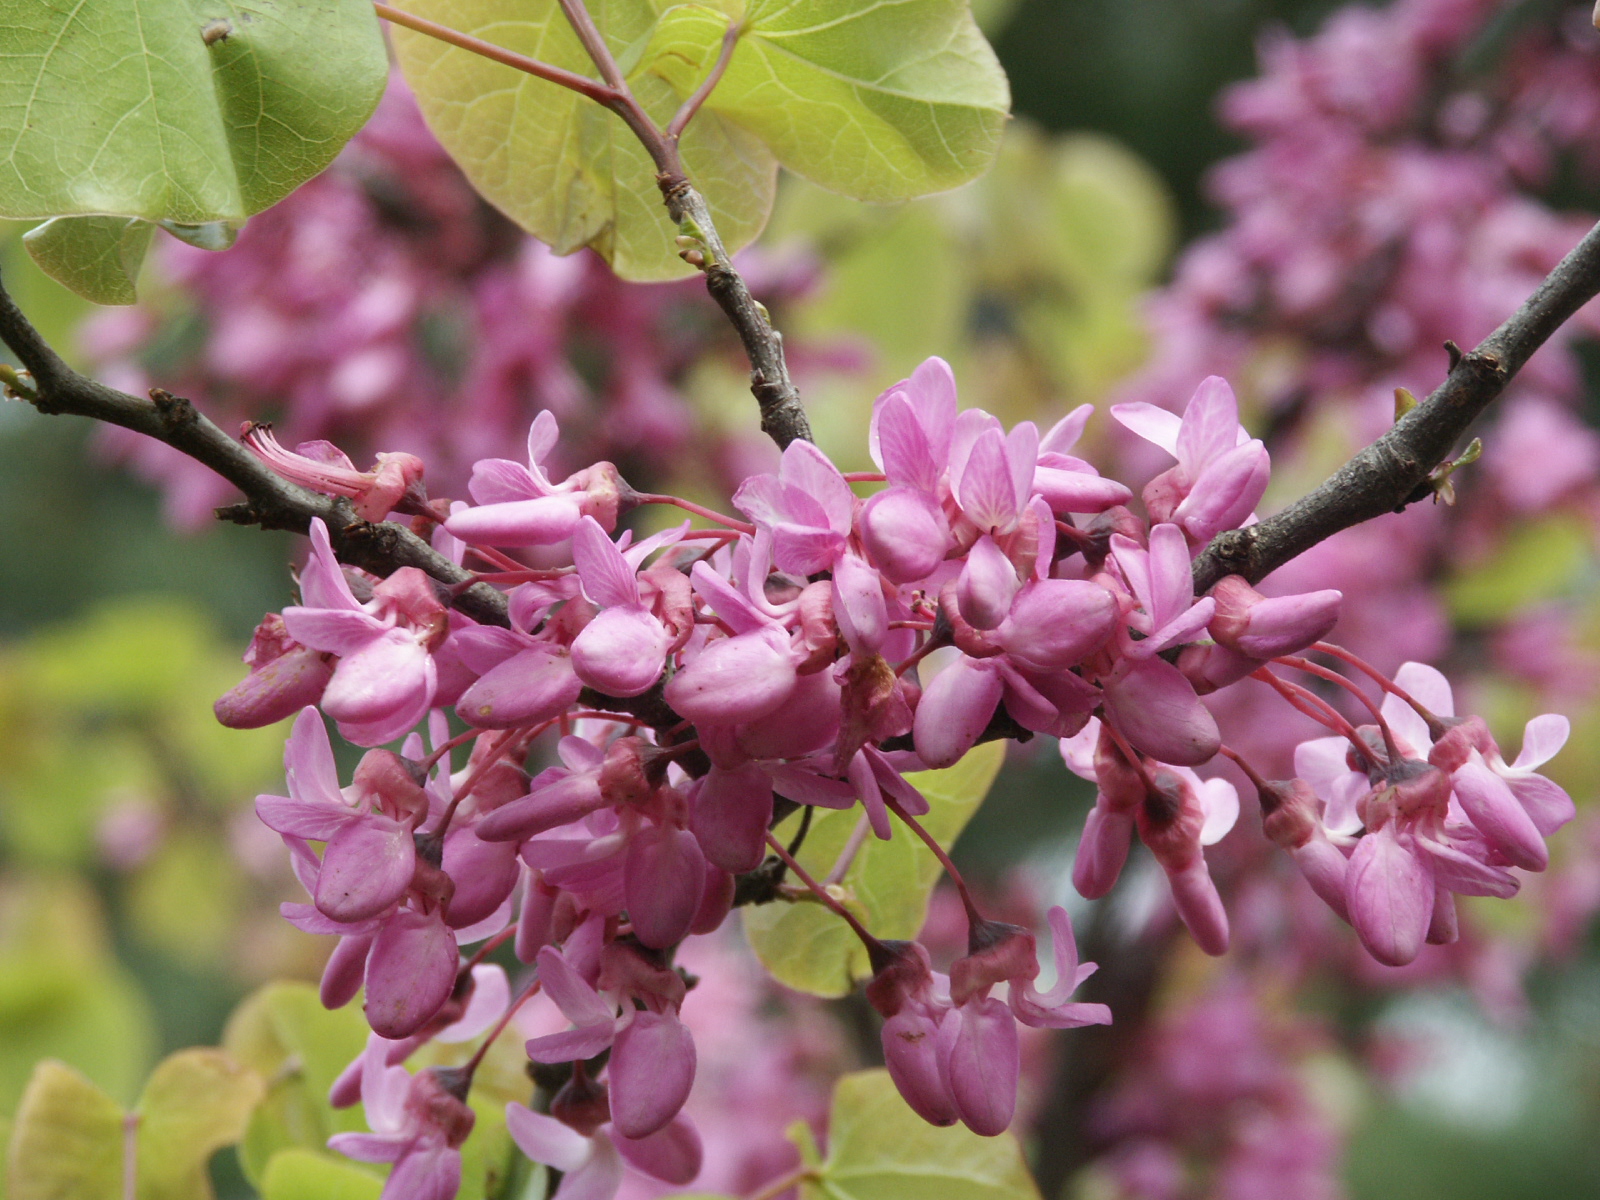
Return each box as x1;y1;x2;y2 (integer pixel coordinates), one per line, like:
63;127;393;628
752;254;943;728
1192;217;1600;593
0;273;511;628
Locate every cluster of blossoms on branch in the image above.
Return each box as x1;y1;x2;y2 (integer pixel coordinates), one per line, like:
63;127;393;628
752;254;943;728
224;352;1572;1196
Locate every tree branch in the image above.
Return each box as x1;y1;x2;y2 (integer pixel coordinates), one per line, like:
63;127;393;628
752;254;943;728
0;272;510;628
1193;217;1600;594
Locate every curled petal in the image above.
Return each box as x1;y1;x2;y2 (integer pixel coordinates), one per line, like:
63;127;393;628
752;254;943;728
1453;760;1547;872
611;1011;697;1138
316;815;416;923
940;998;1020;1137
881;1007;959;1128
664;628;797;725
1347;825;1435;967
625;826;705;949
913;656;1003;770
505;1104;592;1174
614;1115;703;1185
364;910;459;1038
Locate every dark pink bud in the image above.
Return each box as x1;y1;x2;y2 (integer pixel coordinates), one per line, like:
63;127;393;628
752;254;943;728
691;863;735;934
1347;824;1434;967
456;644;583;729
364;909;459;1038
1102;658;1220;766
860;485;951;583
956;535;1019;631
691;765;773;873
882;1007;959;1127
441;831;520;929
1207;575;1341;660
215;643;333;728
610;1011;697;1138
320;932;374;1010
940;997;1020;1136
1072;801;1134;900
625;825;706;949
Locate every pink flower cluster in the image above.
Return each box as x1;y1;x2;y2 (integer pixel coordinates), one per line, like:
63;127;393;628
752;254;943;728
229;357;1568;1191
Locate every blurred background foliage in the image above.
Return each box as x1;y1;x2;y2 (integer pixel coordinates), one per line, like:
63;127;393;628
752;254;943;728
6;1;1600;1198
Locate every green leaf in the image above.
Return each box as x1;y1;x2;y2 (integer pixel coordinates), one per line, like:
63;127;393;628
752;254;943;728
135;1048;265;1200
221;983;372;1186
21;216;154;306
743;741;1005;997
641;0;1010;202
4;1060;125;1200
261;1149;385;1200
391;0;776;281
800;1070;1041;1200
0;0;388;299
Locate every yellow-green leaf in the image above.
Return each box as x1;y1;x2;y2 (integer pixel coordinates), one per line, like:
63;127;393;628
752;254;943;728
0;0;387;300
391;0;776;281
5;1060;125;1200
22;216;154;306
800;1070;1040;1200
260;1149;384;1200
641;0;1010;202
135;1049;265;1200
743;742;1004;997
221;983;371;1186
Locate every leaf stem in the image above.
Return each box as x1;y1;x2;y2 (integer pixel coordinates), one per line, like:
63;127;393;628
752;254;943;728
763;831;880;949
372;3;615;105
746;1165;819;1200
667;21;744;140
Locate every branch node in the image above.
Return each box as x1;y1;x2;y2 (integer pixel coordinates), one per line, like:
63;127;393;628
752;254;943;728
150;387;198;430
1444;339;1464;370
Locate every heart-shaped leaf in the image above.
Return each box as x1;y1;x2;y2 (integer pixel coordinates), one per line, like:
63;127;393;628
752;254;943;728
743;741;1004;997
798;1070;1041;1200
0;0;387;300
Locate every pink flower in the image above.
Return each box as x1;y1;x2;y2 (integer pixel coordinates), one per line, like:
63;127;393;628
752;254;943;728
1112;376;1269;545
444;411;622;546
328;1039;475;1200
524;942;697;1138
281;519;448;745
243;423;426;522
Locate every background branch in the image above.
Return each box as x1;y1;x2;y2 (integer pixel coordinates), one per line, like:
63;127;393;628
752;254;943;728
1192;217;1600;594
0;273;510;629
